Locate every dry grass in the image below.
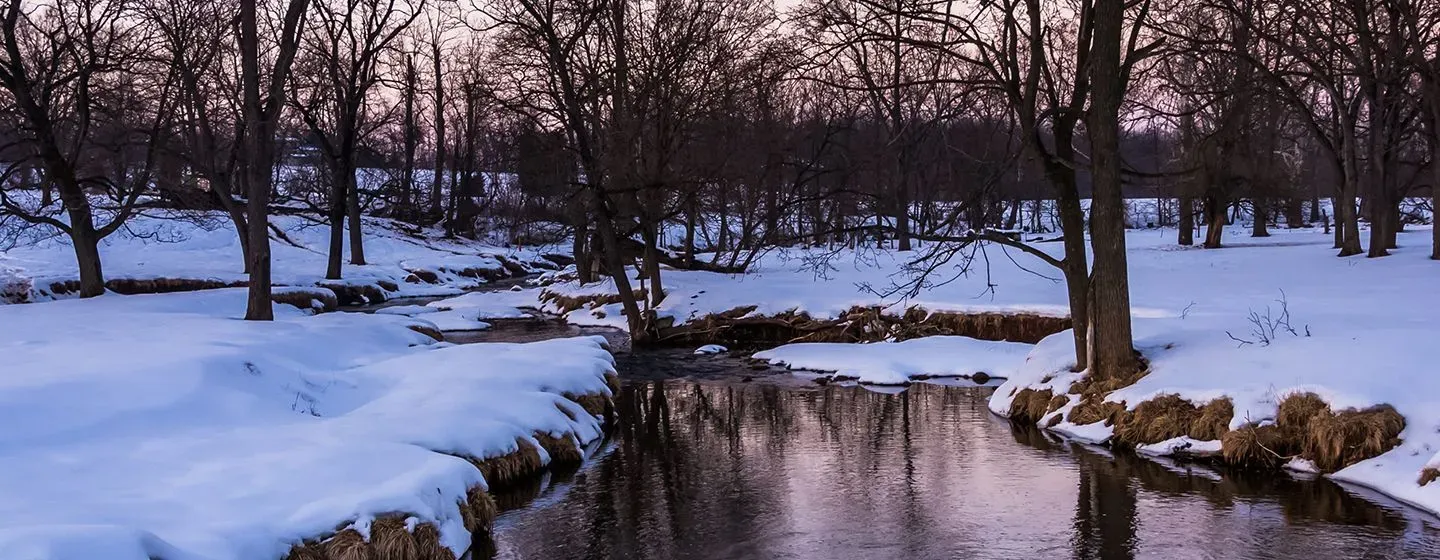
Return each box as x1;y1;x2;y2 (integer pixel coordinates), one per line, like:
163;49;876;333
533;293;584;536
539;289;648;315
1218;393;1406;472
1046;394;1069;415
318;282;388;306
322;528;374;560
471;438;544;488
404;323;444;342
1190;398;1235;441
1277;392;1330;430
563;391;610;418
412;522;454;560
894;308;1071;343
1420;468;1439;487
285;541;326;560
272;287;340;312
1007;388;1054;424
535;431;583;465
466;485;498;533
1067;394;1127;426
1305;405;1405;472
370;516;419;560
1112;394;1200;445
604;372;622;395
1221;424;1299;468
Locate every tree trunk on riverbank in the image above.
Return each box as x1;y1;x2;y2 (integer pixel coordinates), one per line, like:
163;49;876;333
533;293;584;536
1085;0;1140;380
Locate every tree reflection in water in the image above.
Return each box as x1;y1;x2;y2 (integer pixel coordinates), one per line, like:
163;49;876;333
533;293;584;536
480;380;1440;560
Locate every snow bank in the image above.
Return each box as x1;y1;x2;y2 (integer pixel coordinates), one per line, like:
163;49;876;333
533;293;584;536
0;210;555;303
753;336;1032;385
426;289;538;319
0;290;615;559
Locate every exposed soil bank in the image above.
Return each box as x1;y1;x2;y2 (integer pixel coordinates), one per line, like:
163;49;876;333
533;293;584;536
540;288;1071;347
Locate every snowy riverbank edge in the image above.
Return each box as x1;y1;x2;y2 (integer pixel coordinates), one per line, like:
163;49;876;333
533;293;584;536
987;323;1440;519
0;290;616;560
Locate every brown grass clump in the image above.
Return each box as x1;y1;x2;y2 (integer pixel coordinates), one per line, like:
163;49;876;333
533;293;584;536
1305;405;1405;472
1046;394;1070;415
604;372;621;395
472;438;544;488
1190;398;1235;441
1221;424;1299;468
412;522;455;560
1112;394;1200;446
535;431;583;465
284;541;326;560
563;392;610;418
1219;393;1407;473
319;282;388;306
1420;468;1439;487
404;323;444;342
271;287;340;313
1067;394;1127;426
370;516;420;560
466;485;498;533
1007;388;1054;424
323;528;376;560
1277;392;1330;431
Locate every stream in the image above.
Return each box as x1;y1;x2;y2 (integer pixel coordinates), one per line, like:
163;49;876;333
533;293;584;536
367;295;1440;559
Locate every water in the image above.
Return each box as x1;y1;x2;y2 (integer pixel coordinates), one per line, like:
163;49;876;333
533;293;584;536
478;354;1440;560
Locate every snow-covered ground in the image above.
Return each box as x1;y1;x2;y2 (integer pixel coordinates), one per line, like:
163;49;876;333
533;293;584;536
0;290;615;559
474;224;1440;517
753;336;1032;385
0;209;562;303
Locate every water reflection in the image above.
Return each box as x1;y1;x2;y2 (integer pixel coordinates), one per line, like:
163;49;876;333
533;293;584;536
487;381;1440;560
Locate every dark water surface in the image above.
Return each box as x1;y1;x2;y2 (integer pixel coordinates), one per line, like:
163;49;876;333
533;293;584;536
475;351;1440;560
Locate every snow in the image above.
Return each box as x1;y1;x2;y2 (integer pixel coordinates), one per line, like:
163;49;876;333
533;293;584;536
1136;437;1223;458
0;209;554;303
373;304;440;315
0;289;615;559
753;336;1032;385
425;289;538;319
693;344;728;355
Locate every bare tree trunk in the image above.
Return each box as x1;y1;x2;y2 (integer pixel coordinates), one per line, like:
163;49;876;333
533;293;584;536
1203;195;1225;248
347;171;365;264
326;168;346;279
1085;0;1138;379
430;42;446;218
1251;197;1269;237
67;215;105;298
1178;196;1194;245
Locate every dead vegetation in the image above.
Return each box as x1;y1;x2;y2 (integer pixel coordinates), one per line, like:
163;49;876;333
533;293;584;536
272;288;340;312
469;439;545;489
318;281;389;306
1007;388;1055;424
1216;392;1404;472
1420;468;1439;486
1104;395;1233;445
534;431;583;465
538;288;649;315
403;322;443;342
655;304;1071;346
563;391;611;418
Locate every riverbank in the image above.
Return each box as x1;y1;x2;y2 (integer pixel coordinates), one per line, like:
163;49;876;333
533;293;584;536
453;225;1440;517
0;289;616;559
